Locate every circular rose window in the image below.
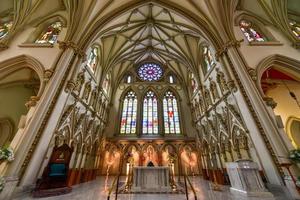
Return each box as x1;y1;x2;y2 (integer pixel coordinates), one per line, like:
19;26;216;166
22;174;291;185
137;63;163;81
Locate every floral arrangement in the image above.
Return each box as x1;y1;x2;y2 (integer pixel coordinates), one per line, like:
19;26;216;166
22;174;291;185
0;176;5;192
289;149;300;163
0;147;14;162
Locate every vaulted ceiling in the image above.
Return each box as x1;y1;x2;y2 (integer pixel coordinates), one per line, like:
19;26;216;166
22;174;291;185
96;3;210;93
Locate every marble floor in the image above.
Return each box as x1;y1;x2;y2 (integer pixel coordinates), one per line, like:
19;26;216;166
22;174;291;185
12;176;294;200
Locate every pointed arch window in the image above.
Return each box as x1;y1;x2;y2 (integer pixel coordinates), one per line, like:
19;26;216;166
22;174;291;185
202;46;215;75
163;91;181;134
168;75;174;84
127;75;132;83
35;21;62;44
239;20;266;42
120;90;137;134
289;20;300;38
87;47;99;72
0;21;13;40
142;91;159;135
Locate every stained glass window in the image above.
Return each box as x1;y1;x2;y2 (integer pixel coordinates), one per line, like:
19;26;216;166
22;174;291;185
142;91;159;134
0;21;13;40
87;47;98;72
163;91;181;134
289;20;300;38
120;91;137;134
239;20;266;42
202;46;215;74
35;21;62;44
138;63;163;81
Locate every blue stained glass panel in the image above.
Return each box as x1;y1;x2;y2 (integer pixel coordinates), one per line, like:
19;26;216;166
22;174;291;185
138;63;163;82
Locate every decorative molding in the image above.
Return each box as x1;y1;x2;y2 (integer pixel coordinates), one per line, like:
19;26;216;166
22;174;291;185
25;96;40;109
18;43;53;48
223;51;284;177
247;68;257;81
65;80;76;93
215;39;244;60
263;97;277;109
43;69;54;83
58;41;86;60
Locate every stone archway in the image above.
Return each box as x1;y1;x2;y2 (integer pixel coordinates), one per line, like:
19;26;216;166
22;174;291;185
0;55;44;148
287;117;300;148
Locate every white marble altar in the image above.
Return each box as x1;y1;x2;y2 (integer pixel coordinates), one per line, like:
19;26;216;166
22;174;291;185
132;166;171;192
226;160;273;197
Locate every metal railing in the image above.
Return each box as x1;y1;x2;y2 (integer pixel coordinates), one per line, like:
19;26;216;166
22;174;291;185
184;175;197;200
107;173;120;200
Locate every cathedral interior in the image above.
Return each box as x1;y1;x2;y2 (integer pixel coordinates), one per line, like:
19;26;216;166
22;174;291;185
0;0;300;199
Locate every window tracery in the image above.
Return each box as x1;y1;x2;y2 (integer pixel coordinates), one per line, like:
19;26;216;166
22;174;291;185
138;63;163;82
163;91;181;134
120;90;137;135
119;88;182;136
239;20;266;42
35;21;62;44
142;91;159;135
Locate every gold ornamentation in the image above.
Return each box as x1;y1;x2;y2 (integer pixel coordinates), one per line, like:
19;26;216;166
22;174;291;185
263;97;277;109
65;80;76;93
247;68;257;81
227;80;237;93
25;96;40;109
44;69;54;82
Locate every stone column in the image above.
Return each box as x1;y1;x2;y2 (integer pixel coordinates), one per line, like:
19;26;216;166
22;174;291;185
222;47;286;185
18;46;85;187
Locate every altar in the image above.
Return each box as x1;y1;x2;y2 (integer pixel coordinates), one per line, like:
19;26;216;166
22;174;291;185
132;166;171;192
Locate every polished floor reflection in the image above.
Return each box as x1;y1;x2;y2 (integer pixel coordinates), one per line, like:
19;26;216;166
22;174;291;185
13;176;293;200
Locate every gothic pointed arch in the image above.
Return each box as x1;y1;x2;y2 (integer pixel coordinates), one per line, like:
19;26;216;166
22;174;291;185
0;54;45;97
234;13;280;45
162;89;182;135
119;89;138;135
25;15;67;45
256;54;300;97
142;89;159;135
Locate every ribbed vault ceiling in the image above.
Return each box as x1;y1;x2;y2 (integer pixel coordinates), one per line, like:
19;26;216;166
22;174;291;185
96;3;208;90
